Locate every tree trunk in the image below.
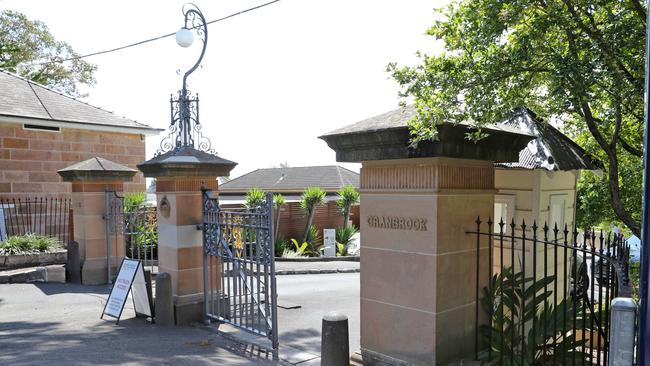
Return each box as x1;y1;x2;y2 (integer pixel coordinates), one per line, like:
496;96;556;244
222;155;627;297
343;206;350;228
606;149;641;237
303;208;314;243
580;102;640;237
274;207;281;240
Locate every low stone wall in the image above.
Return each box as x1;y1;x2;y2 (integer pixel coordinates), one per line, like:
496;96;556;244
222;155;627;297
0;250;67;270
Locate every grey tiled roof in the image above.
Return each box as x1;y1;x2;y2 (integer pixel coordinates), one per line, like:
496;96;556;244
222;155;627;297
220;166;359;192
0;69;159;132
59;157;136;173
495;108;600;171
323;105;598;172
57;157;137;181
321;105;527;137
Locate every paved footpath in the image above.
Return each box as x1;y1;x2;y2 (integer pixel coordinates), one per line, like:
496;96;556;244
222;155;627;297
0;283;286;366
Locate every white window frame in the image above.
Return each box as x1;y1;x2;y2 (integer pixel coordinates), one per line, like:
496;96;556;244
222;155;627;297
494;194;516;233
548;194;568;231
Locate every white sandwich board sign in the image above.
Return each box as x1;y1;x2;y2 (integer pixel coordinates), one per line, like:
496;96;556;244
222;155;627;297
101;258;152;324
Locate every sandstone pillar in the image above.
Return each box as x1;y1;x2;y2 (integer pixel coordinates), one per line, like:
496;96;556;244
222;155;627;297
58;157;136;285
319;108;533;365
359;157;493;364
138;148;236;324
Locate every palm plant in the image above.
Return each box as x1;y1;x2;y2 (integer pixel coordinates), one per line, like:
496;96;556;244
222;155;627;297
479;267;591;365
336;185;359;228
244;188;266;210
299;187;325;242
273;193;285;240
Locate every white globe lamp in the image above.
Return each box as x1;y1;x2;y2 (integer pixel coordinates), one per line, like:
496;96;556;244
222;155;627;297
175;27;194;48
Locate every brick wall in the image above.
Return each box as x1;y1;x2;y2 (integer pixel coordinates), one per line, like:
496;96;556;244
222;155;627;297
0;122;147;197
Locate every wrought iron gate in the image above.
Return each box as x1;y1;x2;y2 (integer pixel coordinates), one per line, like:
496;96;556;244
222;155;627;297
201;188;279;350
104;191;158;283
470;218;632;366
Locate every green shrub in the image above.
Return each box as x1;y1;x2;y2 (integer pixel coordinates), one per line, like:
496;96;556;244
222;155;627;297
335;226;358;256
0;234;62;255
478;267;591;364
281;248;304;258
336;243;347;257
275;233;288;257
124;192;146;211
304;225;322;256
123;193;157;259
290;238;312;256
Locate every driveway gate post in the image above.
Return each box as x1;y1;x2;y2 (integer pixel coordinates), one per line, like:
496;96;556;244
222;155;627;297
320;115;532;365
58;157;136;285
138;150;236;325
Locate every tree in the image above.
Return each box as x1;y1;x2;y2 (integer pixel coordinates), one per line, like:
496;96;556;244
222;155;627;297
388;0;645;236
299;187;326;242
244;188;265;210
273;193;285;239
0;10;96;96
336;185;360;228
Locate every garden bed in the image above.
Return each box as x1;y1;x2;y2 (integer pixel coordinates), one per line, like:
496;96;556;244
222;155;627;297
0;234;67;270
0;250;67;270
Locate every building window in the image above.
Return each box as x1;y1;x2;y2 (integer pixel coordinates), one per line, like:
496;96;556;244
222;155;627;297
23;124;60;132
494;194;516;233
548;194;567;229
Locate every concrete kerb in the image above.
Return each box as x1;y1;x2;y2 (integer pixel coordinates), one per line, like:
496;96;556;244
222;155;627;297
0;264;65;284
274;260;360;275
276;268;359;275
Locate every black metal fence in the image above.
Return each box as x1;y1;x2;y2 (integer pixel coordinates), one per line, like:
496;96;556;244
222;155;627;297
470;218;631;366
0;197;72;244
104;191;157;280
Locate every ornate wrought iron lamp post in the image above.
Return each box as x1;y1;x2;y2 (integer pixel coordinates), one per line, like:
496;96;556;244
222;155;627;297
157;3;213;156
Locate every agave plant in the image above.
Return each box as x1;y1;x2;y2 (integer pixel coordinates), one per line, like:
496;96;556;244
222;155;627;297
335;226;358;256
478;267;592;365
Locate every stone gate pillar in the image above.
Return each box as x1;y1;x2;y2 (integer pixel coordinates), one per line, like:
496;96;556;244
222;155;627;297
359;157;494;365
138;148;236;324
320;108;532;365
58;157;136;285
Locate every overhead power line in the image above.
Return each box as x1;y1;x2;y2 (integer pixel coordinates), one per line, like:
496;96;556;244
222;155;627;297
29;0;281;66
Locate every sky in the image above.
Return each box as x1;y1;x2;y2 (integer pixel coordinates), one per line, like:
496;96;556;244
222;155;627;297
0;0;446;178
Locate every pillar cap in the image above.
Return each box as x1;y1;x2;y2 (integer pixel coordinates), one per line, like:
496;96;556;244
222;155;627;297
137;147;237;178
319;107;534;163
58;157;137;182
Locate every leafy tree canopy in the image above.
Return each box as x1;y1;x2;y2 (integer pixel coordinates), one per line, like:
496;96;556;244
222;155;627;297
0;10;96;97
389;0;646;235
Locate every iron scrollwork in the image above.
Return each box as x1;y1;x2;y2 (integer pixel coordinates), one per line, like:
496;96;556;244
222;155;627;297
156;4;214;156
